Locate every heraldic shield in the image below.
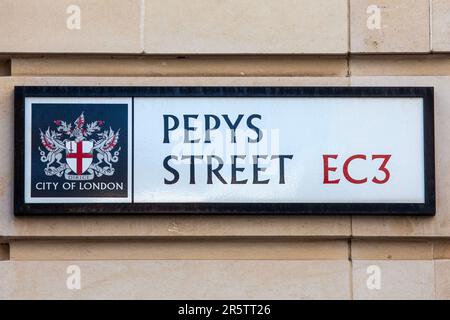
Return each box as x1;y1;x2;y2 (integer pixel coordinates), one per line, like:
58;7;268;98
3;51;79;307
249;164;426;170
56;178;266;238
65;141;94;175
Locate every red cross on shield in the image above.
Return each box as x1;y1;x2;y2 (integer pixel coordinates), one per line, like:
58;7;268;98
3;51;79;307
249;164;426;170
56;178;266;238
65;141;94;175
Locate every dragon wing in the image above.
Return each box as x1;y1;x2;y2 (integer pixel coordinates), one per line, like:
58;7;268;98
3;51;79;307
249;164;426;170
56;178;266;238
74;113;85;129
101;128;120;152
40;128;65;151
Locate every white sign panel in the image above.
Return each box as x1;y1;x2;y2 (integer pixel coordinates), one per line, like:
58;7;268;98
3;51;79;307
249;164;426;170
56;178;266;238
134;97;424;203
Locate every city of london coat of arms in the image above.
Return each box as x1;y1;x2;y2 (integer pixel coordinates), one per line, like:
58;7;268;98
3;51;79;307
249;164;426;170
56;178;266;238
38;112;121;181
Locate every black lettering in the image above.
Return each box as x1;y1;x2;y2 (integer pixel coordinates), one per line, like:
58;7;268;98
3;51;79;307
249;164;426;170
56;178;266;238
231;155;248;184
247;114;263;143
183;115;200;143
271;155;294;184
163;155;179;184
182;155;203;184
207;155;227;184
222;114;244;143
163;115;179;143
253;155;270;184
204;114;221;143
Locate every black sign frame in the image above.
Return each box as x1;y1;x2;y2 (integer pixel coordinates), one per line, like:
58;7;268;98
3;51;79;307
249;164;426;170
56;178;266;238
14;86;435;216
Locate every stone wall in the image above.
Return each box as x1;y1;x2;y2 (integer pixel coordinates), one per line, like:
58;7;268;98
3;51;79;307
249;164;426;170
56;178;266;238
0;0;449;299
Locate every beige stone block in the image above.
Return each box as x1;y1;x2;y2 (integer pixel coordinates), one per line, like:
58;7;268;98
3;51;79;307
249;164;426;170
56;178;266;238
10;56;349;77
434;240;450;259
353;260;435;299
350;55;450;76
0;260;351;299
0;0;141;53
350;76;450;237
9;239;349;261
145;0;349;54
435;260;450;299
352;240;433;260
350;0;430;53
0;76;350;238
0;244;9;260
0;60;9;76
432;0;450;52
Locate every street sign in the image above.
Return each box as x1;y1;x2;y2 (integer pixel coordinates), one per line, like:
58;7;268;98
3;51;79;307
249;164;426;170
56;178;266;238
14;86;435;215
